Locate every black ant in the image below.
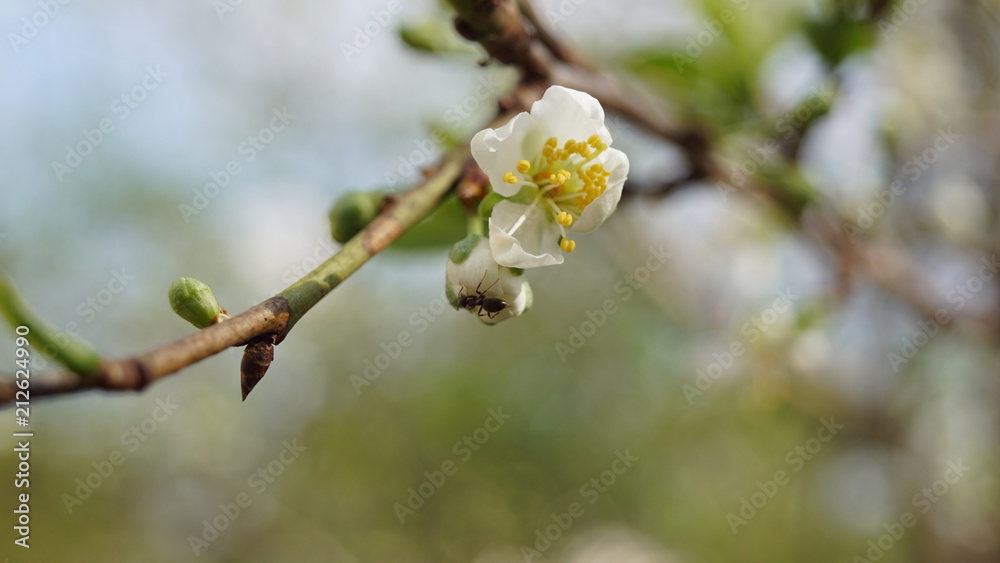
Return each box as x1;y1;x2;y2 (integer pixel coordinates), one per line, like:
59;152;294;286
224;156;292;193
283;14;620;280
458;269;508;319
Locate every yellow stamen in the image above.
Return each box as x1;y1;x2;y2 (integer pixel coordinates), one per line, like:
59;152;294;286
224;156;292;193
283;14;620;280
503;172;518;184
556;211;573;226
560;238;576;253
587;134;602;147
516;160;531;174
549;169;571;186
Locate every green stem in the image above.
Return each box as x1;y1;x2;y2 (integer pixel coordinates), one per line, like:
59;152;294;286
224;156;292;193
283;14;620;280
467;215;487;237
275;145;470;340
0;276;102;379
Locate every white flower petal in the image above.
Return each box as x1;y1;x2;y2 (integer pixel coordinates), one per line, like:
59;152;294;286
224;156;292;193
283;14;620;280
471;111;538;198
489;201;563;268
573;148;629;233
530;86;612;147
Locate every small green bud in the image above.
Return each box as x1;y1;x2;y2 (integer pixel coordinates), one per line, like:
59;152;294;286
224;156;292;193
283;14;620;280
168;277;226;329
329;191;386;244
521;279;533;313
399;19;480;56
444;278;460;309
449;234;482;264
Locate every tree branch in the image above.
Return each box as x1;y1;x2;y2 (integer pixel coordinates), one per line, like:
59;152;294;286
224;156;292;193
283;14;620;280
0;139;491;404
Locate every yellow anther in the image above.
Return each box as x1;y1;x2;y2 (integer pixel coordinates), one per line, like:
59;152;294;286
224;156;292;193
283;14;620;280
516;160;531;174
549;169;571;186
503;172;518;184
556;211;573;226
564;139;576;151
542;146;554;157
587;134;602;147
560;238;576;253
545;137;559;148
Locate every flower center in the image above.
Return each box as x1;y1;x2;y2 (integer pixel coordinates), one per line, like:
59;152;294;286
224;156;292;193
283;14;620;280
501;135;611;252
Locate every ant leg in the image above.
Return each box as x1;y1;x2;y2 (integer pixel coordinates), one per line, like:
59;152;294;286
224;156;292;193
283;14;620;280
481;276;500;295
474;269;489;294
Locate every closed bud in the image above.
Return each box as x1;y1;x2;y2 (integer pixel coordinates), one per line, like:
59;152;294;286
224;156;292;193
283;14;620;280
446;236;528;324
168;277;226;329
399;20;478;56
521;279;533;313
328;190;386;243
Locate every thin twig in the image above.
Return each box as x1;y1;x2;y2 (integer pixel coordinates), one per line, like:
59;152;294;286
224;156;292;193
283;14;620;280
449;0;552;80
516;0;591;68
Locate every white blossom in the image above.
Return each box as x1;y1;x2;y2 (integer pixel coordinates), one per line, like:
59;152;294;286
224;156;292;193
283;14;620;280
472;85;629;268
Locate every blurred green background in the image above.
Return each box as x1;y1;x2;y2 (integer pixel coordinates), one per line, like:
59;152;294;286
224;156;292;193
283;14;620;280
1;0;999;561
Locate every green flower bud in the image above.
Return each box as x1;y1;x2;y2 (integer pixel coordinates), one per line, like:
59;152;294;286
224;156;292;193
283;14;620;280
449;234;482;264
444;278;460;309
521;279;533;313
168;277;226;329
399;19;480;56
329;191;386;244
